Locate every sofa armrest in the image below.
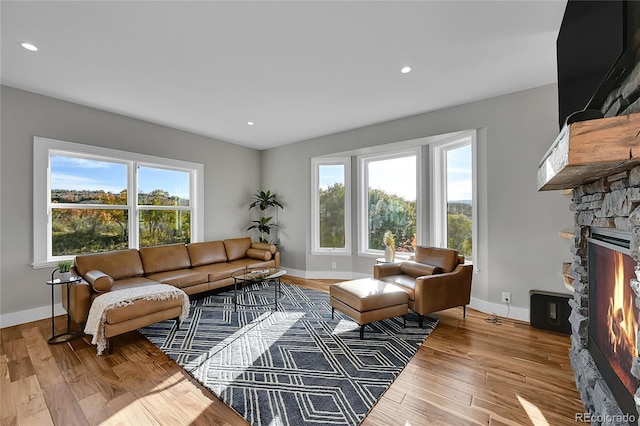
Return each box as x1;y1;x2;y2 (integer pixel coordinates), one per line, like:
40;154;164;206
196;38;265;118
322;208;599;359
413;264;473;314
61;279;92;325
246;248;273;261
251;242;277;254
84;269;114;293
373;263;402;278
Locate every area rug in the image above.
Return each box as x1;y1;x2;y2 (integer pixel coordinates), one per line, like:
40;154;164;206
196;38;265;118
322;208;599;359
139;282;438;426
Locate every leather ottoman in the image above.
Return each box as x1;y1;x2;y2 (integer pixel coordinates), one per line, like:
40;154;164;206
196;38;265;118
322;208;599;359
329;278;408;339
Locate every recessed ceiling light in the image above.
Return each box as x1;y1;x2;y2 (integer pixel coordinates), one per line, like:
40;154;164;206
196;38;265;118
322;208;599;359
247;121;255;126
20;42;38;52
401;66;412;74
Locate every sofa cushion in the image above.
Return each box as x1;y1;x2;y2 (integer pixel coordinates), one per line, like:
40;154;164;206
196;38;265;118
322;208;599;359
75;249;144;280
224;237;252;261
186;241;228;266
140;243;191;274
414;246;459;273
191;263;237;282
105;297;184;324
228;258;275;269
109;276;159;291
399;261;442;278
84;270;114;293
145;269;208;289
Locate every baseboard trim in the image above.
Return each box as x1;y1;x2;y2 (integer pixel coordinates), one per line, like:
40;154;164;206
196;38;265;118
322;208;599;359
1;303;64;329
469;297;530;323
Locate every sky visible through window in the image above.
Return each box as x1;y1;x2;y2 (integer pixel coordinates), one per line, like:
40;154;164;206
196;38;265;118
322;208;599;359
319;147;471;202
446;144;472;202
50;155;190;199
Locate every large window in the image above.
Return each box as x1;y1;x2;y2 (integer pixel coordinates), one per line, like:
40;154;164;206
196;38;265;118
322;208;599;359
34;137;204;267
431;135;475;260
311;157;351;254
137;166;192;247
313;131;476;262
358;149;418;256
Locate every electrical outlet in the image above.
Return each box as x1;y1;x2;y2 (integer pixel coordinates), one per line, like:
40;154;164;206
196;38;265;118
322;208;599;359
502;292;511;304
331;261;337;269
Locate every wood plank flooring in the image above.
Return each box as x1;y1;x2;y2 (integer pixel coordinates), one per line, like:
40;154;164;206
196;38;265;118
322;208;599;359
1;276;584;425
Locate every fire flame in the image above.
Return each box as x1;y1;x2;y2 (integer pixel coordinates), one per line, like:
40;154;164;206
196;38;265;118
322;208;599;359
607;252;639;357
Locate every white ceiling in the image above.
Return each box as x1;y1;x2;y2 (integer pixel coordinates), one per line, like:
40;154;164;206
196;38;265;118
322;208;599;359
1;1;567;150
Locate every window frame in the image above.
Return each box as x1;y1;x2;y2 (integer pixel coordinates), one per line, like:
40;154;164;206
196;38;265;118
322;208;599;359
357;148;421;257
429;132;477;262
311;157;352;255
33;136;204;268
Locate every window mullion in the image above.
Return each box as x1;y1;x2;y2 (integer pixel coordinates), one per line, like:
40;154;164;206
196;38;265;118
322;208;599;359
129;162;138;249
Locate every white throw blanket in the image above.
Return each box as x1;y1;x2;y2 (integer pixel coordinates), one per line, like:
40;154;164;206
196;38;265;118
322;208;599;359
84;284;190;355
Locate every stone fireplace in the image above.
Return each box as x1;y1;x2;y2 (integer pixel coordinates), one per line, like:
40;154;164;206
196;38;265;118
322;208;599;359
566;60;640;423
536;3;640;422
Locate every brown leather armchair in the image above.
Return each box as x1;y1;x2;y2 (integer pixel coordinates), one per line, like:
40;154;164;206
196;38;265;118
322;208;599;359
373;246;473;327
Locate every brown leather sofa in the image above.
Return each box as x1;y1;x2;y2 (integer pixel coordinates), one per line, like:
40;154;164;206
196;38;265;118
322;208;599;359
63;237;280;334
373;246;472;327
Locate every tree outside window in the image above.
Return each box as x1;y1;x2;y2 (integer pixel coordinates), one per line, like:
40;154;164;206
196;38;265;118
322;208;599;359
365;154;417;254
445;143;473;258
49;154;193;256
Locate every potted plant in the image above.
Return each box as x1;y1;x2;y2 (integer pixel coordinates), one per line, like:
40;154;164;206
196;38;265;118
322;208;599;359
248;190;283;243
383;230;396;262
247;216;276;243
249;190;283;211
58;259;73;281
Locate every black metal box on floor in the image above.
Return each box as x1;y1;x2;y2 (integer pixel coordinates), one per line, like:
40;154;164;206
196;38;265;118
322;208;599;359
529;290;571;334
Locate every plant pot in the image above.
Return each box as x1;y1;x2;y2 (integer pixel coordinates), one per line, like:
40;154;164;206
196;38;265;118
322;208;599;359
384;245;395;262
59;271;71;281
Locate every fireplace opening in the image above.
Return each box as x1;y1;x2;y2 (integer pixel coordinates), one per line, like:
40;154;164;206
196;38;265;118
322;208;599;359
588;228;640;418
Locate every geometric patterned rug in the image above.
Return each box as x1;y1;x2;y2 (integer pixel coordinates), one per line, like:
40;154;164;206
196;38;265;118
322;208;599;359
139;281;438;426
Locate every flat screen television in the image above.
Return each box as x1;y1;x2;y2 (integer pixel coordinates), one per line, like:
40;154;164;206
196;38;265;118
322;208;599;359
556;0;631;129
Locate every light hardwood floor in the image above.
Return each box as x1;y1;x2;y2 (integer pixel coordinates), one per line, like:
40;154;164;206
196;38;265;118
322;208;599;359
1;276;584;425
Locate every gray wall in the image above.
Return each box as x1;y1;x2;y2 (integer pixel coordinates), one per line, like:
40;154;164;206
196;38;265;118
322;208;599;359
263;84;573;317
1;83;573;323
1;85;261;319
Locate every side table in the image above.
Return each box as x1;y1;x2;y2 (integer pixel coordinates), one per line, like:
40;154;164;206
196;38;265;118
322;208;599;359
46;269;83;344
231;267;286;312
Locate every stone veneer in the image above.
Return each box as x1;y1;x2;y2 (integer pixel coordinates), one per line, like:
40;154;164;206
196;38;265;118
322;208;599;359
567;56;640;424
568;169;640;424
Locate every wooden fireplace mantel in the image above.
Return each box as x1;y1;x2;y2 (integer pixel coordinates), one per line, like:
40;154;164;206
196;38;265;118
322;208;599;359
537;112;640;191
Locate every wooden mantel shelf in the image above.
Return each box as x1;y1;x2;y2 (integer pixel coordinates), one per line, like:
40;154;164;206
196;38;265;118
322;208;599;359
537;113;640;191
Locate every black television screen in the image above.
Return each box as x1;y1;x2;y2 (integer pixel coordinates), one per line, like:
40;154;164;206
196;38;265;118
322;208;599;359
556;0;626;129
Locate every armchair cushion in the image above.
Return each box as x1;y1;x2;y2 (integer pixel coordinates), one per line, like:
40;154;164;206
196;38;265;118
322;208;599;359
414;246;459;273
399;261;442;277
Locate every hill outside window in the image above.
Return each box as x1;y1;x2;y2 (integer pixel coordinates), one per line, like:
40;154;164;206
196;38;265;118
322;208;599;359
33;137;203;267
